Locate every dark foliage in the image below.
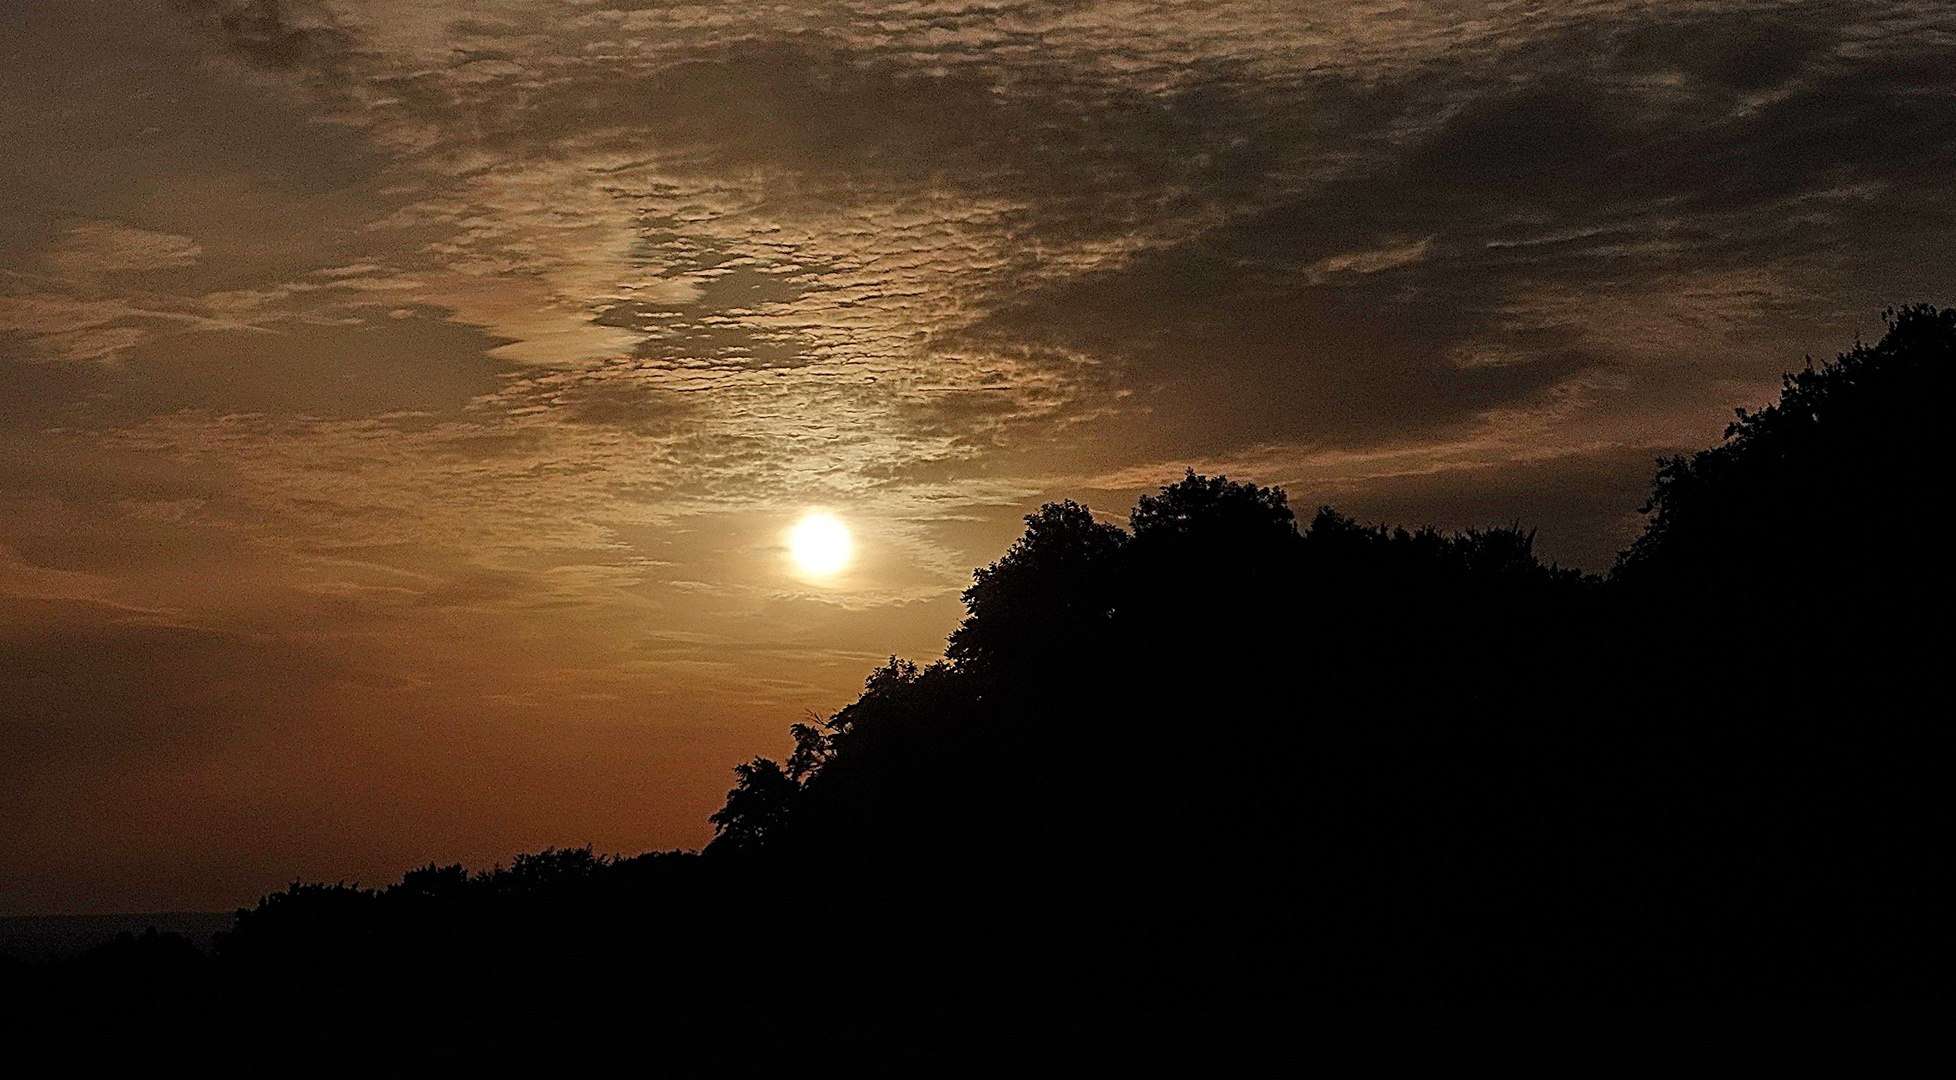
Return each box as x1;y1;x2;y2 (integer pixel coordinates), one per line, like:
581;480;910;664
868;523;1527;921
5;307;1950;1020
1617;304;1956;600
706;758;800;854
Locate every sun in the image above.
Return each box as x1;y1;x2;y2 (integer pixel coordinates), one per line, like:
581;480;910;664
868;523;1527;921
788;512;852;577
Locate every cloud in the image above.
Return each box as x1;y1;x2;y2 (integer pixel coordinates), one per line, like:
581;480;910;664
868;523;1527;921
34;0;1956;601
1304;238;1435;284
58;0;1952;630
50;223;204;274
0;293;227;366
0;545;128;608
166;0;353;75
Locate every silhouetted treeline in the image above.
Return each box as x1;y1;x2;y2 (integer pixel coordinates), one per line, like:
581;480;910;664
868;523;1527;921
5;306;1952;1020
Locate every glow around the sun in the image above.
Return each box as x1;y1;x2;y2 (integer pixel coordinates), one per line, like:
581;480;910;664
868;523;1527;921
788;513;852;578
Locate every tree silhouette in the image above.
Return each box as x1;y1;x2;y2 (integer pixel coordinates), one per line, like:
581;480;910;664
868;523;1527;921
946;501;1127;669
1616;303;1955;596
706;757;799;855
1131;469;1297;548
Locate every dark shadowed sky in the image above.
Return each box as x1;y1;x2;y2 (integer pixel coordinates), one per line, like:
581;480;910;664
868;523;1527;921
4;0;1952;911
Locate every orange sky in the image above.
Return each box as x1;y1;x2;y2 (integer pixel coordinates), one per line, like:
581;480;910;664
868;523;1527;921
5;0;1953;911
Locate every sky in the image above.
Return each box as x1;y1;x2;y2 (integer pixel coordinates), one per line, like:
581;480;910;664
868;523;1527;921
3;0;1952;912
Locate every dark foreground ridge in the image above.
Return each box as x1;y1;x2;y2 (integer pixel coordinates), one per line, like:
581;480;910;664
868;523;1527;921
6;306;1952;1020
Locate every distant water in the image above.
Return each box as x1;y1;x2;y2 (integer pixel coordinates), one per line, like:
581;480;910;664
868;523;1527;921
0;912;235;961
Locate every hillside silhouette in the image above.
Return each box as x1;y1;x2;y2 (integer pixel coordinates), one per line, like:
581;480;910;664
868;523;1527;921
4;306;1951;1020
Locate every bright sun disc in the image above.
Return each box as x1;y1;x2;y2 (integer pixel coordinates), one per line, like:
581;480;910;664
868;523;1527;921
788;513;852;577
